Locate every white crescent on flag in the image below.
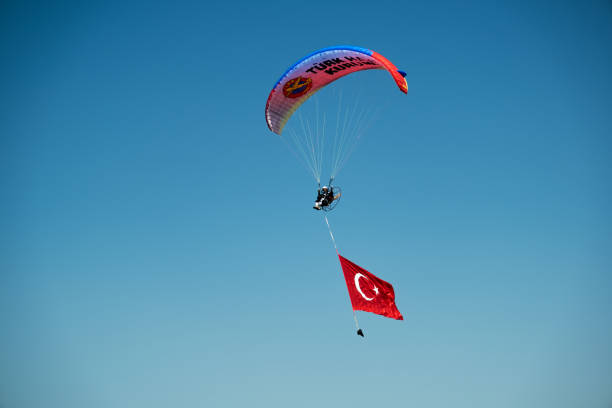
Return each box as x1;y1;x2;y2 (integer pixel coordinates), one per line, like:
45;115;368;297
354;273;379;301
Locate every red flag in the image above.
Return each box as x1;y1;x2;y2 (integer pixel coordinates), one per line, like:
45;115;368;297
338;255;403;320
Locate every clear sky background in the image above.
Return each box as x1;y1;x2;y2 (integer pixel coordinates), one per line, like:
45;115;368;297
1;1;611;407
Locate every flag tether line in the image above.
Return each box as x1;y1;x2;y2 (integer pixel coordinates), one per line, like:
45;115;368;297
324;214;363;337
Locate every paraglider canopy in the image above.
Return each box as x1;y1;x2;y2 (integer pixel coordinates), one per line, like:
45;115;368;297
265;45;407;135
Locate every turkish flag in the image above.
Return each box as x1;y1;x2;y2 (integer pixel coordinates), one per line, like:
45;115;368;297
338;255;403;320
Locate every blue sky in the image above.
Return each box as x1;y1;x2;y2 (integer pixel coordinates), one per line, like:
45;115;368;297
1;1;611;407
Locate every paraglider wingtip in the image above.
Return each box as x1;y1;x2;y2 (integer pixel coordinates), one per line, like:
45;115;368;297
357;329;364;337
397;70;407;78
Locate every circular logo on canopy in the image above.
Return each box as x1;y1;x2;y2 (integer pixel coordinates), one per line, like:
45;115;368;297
283;76;312;98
